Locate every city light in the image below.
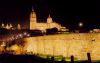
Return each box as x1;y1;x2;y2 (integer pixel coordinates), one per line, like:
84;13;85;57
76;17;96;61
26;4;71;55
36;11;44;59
19;34;23;38
1;42;6;47
24;32;27;35
78;22;83;27
27;34;30;36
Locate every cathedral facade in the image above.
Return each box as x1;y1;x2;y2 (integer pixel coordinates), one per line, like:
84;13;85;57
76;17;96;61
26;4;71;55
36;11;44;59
30;8;67;32
0;7;67;31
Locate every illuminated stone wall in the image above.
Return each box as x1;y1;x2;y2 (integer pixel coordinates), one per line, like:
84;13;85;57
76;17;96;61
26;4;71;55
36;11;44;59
23;33;100;60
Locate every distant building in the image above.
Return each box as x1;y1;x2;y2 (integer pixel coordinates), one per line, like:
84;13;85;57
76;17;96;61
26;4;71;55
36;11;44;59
30;7;68;32
0;23;21;30
91;29;100;33
17;24;21;30
0;7;68;31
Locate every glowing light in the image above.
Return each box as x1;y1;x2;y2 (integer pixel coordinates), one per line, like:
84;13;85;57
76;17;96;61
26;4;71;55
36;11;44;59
19;34;23;38
79;22;83;27
11;37;15;40
15;35;19;39
16;35;19;38
15;37;18;39
1;42;6;47
27;34;30;36
24;32;27;35
10;45;20;51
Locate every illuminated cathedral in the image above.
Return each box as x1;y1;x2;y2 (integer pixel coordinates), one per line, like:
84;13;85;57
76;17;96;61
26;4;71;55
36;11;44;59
30;8;68;32
0;7;68;31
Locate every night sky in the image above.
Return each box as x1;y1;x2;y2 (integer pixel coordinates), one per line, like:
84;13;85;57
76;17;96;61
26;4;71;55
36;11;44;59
0;0;97;31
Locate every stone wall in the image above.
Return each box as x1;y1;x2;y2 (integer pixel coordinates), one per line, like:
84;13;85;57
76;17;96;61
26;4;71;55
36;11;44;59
23;33;100;60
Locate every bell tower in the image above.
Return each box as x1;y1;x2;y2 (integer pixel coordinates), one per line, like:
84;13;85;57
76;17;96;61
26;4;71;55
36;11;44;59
30;7;37;30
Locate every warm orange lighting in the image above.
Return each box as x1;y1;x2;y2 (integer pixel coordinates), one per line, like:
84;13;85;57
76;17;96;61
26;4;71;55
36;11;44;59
24;33;100;60
30;8;68;31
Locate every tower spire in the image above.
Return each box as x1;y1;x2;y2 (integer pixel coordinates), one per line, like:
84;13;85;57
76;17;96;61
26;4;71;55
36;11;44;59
30;6;37;30
17;24;21;30
47;14;53;23
48;14;51;18
32;6;34;12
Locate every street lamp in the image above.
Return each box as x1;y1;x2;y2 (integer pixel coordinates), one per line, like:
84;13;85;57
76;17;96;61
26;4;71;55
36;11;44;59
27;34;30;37
79;22;83;27
19;34;23;38
24;32;27;35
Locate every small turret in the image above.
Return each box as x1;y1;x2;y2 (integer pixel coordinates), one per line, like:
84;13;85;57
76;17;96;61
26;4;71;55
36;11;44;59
47;14;53;23
1;23;5;28
32;6;34;12
6;24;10;29
17;24;21;30
9;24;13;28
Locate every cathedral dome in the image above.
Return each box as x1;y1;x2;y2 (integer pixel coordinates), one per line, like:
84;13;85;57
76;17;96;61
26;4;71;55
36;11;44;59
47;15;53;23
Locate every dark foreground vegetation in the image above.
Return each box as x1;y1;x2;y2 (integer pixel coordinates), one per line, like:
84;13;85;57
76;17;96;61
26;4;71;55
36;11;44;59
0;54;99;63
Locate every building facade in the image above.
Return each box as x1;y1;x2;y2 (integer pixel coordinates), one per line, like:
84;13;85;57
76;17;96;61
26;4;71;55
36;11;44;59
0;23;21;30
30;8;68;32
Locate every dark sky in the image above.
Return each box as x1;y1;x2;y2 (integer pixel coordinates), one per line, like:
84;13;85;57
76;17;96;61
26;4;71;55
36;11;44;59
0;0;97;31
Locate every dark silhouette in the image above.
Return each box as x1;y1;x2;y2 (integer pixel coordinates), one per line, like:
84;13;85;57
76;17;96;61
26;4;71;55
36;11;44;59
87;53;92;63
30;29;43;36
0;54;99;63
71;56;74;63
46;27;58;34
